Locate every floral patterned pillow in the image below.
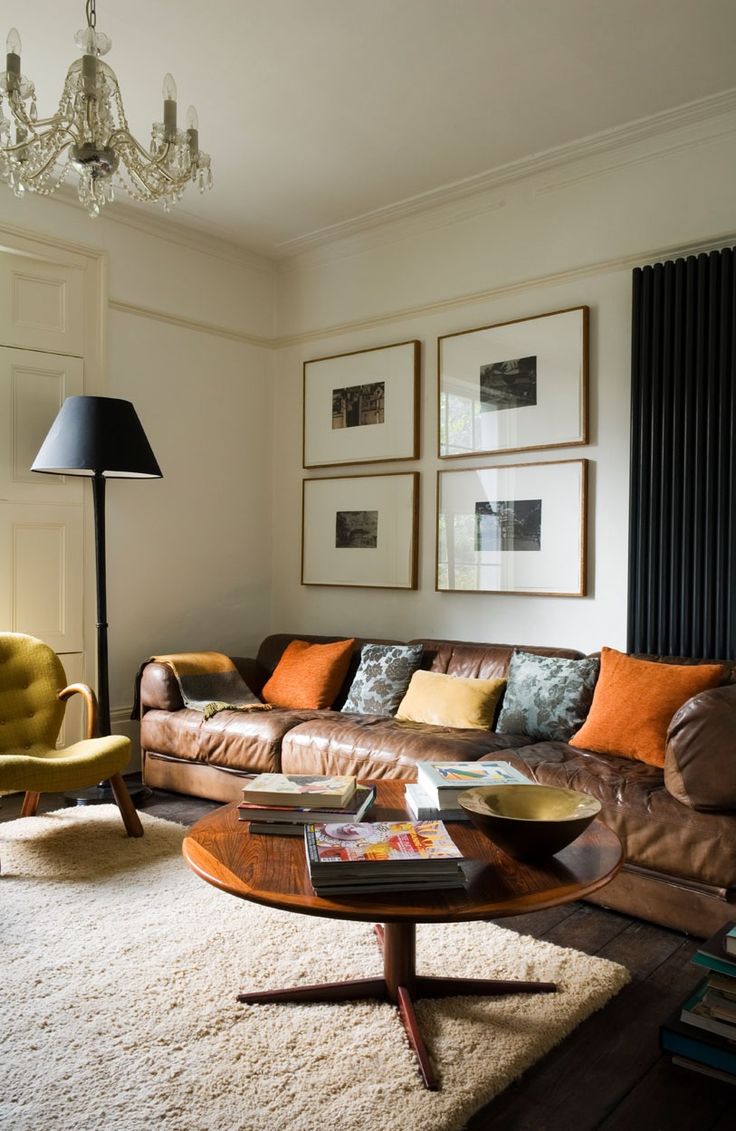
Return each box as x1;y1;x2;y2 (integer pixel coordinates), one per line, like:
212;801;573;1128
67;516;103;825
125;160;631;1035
496;651;600;742
341;644;424;716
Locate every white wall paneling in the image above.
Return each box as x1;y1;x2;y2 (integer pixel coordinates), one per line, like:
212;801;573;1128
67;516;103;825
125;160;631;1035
0;254;84;356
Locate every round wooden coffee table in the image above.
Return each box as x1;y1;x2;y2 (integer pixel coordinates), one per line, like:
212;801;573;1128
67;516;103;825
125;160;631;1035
183;779;622;1090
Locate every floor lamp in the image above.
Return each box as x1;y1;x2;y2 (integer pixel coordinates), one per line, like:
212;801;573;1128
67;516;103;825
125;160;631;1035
32;395;162;805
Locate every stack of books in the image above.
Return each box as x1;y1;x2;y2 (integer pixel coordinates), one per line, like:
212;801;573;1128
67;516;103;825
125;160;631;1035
304;819;466;895
236;773;375;835
660;922;736;1084
405;760;532;821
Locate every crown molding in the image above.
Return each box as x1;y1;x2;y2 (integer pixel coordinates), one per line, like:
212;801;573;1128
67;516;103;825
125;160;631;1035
275;88;736;262
51;184;277;276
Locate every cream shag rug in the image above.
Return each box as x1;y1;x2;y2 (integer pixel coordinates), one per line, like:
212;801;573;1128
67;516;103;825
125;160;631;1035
1;807;629;1131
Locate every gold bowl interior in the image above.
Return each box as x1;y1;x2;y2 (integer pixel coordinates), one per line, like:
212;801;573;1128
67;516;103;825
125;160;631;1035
460;784;601;822
458;783;601;860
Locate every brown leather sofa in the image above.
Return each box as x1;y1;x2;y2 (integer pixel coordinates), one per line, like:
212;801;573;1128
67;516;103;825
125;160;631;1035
139;633;736;938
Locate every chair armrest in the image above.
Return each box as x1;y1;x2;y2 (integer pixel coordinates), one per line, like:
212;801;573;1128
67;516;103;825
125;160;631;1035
59;682;99;740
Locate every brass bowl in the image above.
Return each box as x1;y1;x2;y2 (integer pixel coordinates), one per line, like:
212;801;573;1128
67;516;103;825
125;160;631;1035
458;783;602;861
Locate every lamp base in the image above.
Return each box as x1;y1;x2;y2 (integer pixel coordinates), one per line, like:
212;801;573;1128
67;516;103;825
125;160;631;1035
64;780;152;808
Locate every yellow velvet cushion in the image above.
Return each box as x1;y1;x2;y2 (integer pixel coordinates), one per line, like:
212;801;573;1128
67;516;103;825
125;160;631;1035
0;632;66;754
0;736;131;792
569;647;725;767
396;670;506;730
262;638;356;709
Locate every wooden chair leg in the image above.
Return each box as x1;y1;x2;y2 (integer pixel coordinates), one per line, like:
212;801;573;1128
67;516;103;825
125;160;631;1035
108;774;144;838
21;791;41;817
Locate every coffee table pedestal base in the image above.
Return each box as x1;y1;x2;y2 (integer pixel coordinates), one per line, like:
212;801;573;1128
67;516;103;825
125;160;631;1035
236;921;556;1090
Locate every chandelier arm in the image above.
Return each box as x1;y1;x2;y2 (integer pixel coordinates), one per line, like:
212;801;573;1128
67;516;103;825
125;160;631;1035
1;123;77;155
112;134;193;188
109;129;182;178
25;141;73;182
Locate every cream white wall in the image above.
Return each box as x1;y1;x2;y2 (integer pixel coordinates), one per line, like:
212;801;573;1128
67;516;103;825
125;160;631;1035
270;108;736;655
0;191;275;738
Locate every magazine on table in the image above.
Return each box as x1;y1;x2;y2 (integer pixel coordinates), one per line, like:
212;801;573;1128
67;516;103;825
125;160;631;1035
304;819;463;880
416;760;531;808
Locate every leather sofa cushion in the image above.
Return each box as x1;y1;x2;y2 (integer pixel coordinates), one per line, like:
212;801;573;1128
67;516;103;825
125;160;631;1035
665;684;736;811
141;707;329;774
280;713;532;779
499;741;736;889
411;639;585;680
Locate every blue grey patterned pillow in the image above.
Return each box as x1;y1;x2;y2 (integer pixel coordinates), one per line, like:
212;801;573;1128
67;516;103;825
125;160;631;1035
342;644;424;716
496;651;600;741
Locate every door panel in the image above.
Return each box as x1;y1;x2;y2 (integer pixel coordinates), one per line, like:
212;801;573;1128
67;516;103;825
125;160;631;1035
0;503;84;653
0;347;84;503
0;256;84;356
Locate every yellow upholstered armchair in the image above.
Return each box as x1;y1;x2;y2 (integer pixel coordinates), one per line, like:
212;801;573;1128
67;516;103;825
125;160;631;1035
0;633;143;871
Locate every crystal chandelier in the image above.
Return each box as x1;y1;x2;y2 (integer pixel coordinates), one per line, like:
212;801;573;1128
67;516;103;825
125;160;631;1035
0;0;212;217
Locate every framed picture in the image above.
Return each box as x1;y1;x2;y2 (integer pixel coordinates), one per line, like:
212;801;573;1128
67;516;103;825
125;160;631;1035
436;459;587;596
438;306;588;458
303;340;420;468
302;472;418;589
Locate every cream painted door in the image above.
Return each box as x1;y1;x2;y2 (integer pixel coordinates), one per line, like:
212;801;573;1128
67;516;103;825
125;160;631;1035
0;345;84;651
0;345;86;740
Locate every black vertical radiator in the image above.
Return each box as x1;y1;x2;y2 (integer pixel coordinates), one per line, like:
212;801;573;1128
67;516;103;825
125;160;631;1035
628;247;736;660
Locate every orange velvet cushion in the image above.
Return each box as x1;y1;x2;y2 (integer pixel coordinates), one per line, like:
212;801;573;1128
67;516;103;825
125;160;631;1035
569;647;724;767
261;639;355;709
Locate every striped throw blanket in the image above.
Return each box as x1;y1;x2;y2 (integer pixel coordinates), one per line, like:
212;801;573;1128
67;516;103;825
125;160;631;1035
150;652;272;720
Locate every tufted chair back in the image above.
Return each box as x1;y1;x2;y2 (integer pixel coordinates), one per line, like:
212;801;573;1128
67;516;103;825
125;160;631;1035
0;633;66;756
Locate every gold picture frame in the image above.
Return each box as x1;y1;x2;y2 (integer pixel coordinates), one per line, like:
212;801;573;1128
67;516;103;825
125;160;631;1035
436;459;587;596
302;472;419;589
303;340;420;468
438;306;588;458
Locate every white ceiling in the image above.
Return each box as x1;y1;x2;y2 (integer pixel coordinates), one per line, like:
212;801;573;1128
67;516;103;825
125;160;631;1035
5;0;736;255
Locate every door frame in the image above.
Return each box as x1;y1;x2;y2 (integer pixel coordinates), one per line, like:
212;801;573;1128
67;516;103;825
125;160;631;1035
0;220;106;702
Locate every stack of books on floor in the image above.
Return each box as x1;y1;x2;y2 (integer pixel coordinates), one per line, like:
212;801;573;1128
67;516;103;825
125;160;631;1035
660;921;736;1085
404;759;532;821
304;819;466;895
236;773;375;835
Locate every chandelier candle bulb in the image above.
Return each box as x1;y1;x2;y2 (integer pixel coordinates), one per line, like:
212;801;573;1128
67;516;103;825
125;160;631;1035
82;52;98;95
6;28;21;89
186;105;199;157
163;73;177;138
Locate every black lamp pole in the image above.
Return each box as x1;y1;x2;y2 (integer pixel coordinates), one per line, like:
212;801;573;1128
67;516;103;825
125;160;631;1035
93;471;111;738
32;396;162;805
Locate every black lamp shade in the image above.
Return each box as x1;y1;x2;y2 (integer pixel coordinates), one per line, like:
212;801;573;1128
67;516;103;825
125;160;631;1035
31;396;162;478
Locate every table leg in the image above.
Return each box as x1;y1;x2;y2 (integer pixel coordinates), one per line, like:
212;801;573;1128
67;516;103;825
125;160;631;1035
237;920;556;1091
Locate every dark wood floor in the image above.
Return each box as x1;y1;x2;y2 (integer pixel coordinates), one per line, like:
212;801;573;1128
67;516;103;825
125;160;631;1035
2;781;734;1130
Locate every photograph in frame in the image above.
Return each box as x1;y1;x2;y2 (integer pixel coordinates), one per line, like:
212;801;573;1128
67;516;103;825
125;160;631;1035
304;340;420;468
438;307;588;458
436;459;587;595
302;472;418;589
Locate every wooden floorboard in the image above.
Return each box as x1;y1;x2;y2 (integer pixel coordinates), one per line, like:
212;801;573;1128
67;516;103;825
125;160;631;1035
2;781;734;1130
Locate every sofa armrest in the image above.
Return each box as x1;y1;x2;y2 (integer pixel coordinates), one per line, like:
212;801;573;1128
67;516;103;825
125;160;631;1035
138;661;185;713
137;655;267;715
664;684;736;810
